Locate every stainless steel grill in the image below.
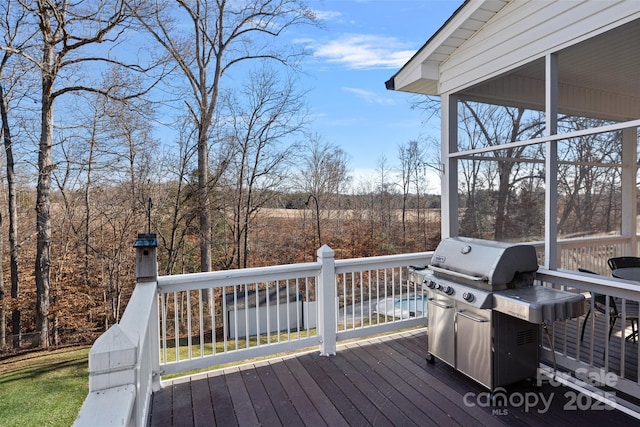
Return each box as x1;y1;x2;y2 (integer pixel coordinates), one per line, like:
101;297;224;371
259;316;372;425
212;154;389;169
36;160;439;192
410;237;585;390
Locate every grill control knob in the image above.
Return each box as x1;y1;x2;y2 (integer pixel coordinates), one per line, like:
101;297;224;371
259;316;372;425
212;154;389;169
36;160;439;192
463;292;474;302
426;280;437;289
443;285;454;295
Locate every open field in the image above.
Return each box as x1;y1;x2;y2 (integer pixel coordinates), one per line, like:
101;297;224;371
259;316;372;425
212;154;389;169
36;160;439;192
259;207;441;221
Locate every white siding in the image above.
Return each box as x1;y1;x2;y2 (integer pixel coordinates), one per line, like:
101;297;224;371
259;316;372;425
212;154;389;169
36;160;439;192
439;0;639;95
227;302;304;339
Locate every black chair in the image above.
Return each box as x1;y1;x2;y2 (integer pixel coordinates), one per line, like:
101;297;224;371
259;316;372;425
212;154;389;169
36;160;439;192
607;256;640;270
579;268;639;343
578;268;619;342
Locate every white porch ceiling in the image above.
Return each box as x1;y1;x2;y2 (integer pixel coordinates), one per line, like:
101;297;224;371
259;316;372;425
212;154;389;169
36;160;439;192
457;18;640;121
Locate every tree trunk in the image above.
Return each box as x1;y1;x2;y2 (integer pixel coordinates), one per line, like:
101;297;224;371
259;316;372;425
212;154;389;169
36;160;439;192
0;86;22;349
0;210;4;349
494;161;511;240
35;44;55;348
198;130;212;272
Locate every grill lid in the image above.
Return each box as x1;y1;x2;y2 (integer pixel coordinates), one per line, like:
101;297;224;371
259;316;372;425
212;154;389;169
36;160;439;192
429;237;538;286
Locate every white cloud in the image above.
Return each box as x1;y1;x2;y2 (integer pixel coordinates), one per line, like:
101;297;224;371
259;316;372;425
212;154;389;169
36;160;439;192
312;10;342;21
342;87;395;105
312;33;415;70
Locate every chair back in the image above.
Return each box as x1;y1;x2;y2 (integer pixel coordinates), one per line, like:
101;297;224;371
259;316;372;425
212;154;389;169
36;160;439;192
608;257;640;270
578;268;618;315
593;294;619;315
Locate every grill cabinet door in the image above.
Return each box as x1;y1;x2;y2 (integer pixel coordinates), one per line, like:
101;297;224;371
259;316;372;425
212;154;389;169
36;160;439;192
455;309;492;389
427;297;455;366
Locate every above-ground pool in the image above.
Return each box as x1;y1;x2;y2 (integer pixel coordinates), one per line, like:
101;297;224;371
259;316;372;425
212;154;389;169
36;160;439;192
374;295;427;319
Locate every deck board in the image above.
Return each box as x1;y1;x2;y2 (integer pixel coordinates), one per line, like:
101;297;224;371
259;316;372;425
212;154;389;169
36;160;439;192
149;328;640;426
308;351;397;426
262;363;325;426
207;371;236;426
317;350;424;426
280;357;348;426
224;368;259;426
338;341;447;425
189;374;214;427
171;380;194;426
252;360;306;426
149;382;172;427
381;336;499;426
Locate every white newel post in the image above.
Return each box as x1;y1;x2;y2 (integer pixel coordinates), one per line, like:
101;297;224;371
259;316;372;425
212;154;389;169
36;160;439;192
75;233;159;427
131;233;161;424
317;245;337;356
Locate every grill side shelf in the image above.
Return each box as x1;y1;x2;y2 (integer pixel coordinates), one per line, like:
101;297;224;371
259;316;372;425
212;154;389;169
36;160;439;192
492;286;585;324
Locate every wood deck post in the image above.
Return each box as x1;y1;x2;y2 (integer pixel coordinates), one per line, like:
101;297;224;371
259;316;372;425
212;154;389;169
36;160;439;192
317;245;336;356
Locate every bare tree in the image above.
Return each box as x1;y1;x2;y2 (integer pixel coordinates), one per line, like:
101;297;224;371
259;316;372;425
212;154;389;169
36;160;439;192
294;134;350;249
296;134;350;200
375;155;396;238
456;101;545;240
0;85;7;349
398;140;425;247
221;66;307;268
556;117;621;235
0;0;154;347
153;117;200;275
130;0;317;272
0;0;32;349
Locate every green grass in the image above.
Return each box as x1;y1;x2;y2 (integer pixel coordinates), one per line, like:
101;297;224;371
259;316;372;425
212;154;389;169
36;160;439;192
0;347;90;427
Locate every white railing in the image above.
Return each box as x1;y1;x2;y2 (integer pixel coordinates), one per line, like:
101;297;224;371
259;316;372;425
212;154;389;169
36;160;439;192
76;235;640;425
535;268;640;415
334;252;431;342
157;258;322;375
156;245;432;375
532;235;632;274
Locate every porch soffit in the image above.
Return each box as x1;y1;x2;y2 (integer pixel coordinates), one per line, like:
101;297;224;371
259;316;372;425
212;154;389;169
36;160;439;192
390;1;640;122
388;0;508;94
461;18;640;121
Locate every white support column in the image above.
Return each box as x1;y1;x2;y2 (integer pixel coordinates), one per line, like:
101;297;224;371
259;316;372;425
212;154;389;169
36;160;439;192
544;53;559;269
621;126;638;254
441;93;459;239
317;245;336;356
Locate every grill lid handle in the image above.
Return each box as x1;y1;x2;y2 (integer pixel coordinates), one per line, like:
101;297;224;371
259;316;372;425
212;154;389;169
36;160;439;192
428;265;488;282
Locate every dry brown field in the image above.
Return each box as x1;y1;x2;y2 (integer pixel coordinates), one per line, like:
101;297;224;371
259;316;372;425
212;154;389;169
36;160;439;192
259;208;441;222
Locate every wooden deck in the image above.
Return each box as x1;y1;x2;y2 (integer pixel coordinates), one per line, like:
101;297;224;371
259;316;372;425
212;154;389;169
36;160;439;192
149;328;639;426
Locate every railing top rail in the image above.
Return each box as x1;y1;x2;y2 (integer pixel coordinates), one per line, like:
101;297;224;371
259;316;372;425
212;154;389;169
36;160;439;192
527;234;631;249
537;267;640;301
157;261;321;292
335;252;433;274
157;252;435;292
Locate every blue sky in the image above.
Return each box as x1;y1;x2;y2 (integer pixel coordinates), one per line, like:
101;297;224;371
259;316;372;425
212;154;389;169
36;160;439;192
295;0;462;190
